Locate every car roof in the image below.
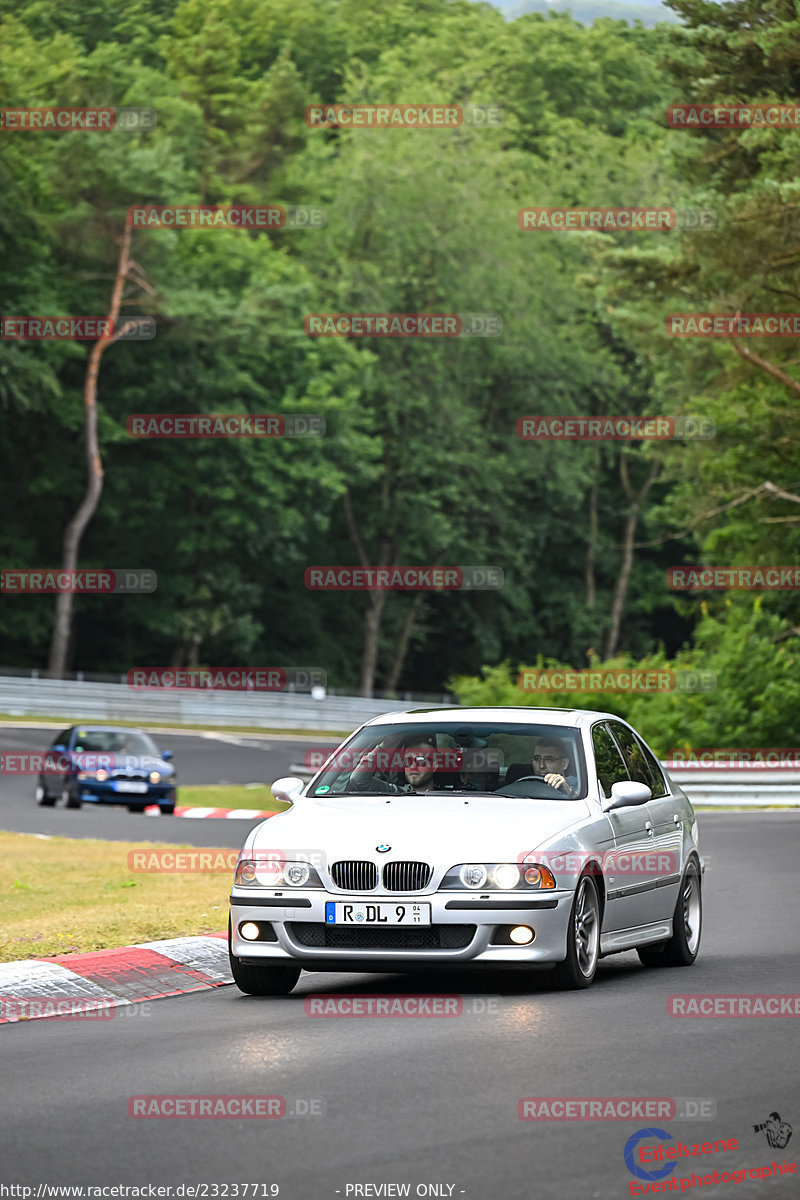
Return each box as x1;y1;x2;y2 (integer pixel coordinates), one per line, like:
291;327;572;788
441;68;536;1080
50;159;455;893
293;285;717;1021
363;706;620;728
67;726;150;734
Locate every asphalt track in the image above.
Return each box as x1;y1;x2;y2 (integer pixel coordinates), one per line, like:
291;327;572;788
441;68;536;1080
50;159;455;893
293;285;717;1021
0;724;335;845
1;725;799;1198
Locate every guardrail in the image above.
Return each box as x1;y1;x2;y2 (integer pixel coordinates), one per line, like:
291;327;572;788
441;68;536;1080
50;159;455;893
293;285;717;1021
0;675;797;804
664;766;800;807
0;675;452;733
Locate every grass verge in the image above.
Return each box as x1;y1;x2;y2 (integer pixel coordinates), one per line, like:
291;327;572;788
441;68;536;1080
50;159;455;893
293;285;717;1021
177;785;290;813
0;831;240;963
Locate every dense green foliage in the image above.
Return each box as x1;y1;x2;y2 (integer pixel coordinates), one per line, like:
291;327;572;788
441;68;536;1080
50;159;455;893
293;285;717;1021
1;0;798;727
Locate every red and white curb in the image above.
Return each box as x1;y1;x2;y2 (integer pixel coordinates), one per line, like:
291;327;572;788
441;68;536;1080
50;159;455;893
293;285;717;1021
0;933;233;1023
144;805;276;819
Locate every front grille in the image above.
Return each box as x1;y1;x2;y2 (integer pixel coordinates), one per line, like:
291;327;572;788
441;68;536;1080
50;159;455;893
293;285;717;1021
382;861;432;892
288;923;475;951
112;773;148;782
330;861;378;891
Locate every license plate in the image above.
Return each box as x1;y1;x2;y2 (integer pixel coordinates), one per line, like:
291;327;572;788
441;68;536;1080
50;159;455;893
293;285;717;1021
325;902;430;926
115;782;148;794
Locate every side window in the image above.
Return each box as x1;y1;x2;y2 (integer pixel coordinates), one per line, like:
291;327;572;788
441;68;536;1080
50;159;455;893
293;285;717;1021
636;735;668;798
51;728;72;748
591;723;630;798
608;721;652;789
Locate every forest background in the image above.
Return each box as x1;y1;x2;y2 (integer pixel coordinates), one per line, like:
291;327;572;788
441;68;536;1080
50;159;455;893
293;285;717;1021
2;0;800;753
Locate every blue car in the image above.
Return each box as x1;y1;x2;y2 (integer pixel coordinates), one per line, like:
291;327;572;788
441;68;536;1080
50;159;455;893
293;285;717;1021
35;725;177;814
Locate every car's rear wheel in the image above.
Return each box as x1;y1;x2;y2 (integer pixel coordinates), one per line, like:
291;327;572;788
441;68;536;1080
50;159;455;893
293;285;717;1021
160;804;175;816
638;859;702;968
62;785;81;809
228;920;300;996
127;804;146;813
551;873;600;990
36;783;56;807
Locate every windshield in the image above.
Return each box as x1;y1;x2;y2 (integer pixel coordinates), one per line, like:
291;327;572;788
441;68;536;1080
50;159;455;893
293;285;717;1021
309;721;586;801
70;729;160;756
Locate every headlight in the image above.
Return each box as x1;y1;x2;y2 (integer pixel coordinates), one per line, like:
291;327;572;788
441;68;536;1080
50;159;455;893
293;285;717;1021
459;864;488;889
77;770;108;782
234;859;324;888
441;863;556;890
149;771;161;783
492;863;520;889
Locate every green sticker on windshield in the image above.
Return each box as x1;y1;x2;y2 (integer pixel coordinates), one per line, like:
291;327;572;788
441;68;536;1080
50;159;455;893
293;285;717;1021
314;785;330;794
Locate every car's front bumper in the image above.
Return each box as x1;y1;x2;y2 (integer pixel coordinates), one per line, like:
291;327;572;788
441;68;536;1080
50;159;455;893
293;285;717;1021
229;888;574;968
72;781;176;805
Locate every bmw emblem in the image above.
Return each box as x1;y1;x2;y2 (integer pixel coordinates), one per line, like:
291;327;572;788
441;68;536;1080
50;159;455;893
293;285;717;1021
376;844;391;853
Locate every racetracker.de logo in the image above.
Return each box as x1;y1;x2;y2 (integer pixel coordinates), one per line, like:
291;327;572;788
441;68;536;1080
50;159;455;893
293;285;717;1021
0;996;116;1022
519;1098;676;1121
516;416;715;440
516;849;680;878
127;667;326;690
0;752;154;776
305;566;503;590
518;207;716;231
521;1098;716;1122
667;748;800;769
304;747;504;773
126;414;324;438
304;104;503;128
667;103;800;128
517;668;716;693
0;107;156;131
667;566;800;590
1;316;155;340
1;569;156;594
519;207;675;231
128;1096;285;1119
667;313;800;337
127;849;239;873
305;995;464;1017
303;313;502;337
127;204;325;229
668;994;800;1017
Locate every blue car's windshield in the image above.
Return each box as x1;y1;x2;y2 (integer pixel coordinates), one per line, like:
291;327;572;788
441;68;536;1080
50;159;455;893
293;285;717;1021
309;722;586;800
70;729;159;756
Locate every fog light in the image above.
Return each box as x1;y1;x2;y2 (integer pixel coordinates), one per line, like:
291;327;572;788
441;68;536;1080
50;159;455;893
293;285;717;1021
509;925;534;945
240;922;260;941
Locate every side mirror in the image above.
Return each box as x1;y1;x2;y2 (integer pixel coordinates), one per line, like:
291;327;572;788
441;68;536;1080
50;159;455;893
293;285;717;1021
161;750;173;761
271;776;306;805
604;780;652;811
51;744;67;754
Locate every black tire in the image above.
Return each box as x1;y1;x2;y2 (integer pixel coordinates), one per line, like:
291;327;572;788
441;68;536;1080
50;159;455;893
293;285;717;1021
228;920;300;996
36;783;56;808
638;859;702;968
551;873;601;990
62;785;81;810
160;805;175;816
127;804;146;813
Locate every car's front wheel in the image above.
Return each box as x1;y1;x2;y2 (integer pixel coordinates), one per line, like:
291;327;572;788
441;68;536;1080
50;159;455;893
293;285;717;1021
551;873;601;990
638;859;702;968
35;783;56;807
62;785;81;809
228;921;300;996
160;804;175;816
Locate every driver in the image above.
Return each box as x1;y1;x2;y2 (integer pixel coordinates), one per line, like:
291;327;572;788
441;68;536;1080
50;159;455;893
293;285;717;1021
349;738;439;794
531;738;579;797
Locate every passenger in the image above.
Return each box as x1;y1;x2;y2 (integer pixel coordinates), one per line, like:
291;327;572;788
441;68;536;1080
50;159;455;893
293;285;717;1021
350;738;438;794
